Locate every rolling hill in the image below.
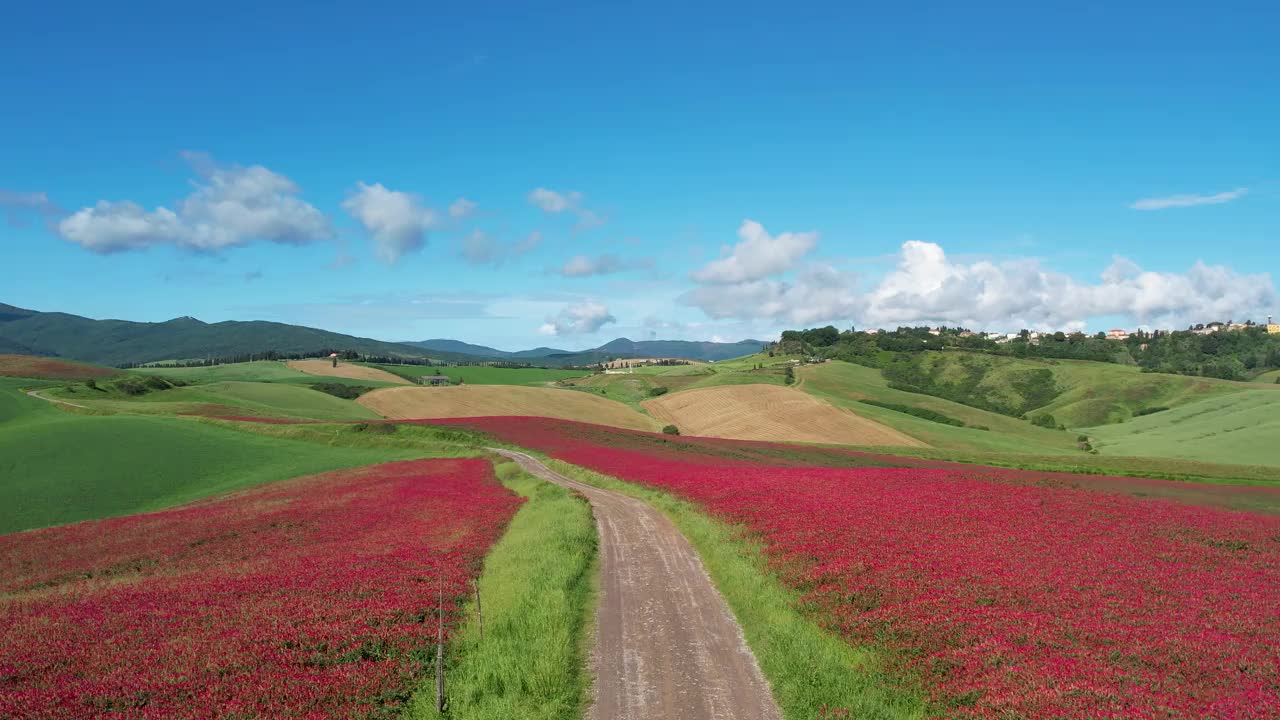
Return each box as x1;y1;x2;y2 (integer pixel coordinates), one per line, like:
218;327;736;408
0;303;435;366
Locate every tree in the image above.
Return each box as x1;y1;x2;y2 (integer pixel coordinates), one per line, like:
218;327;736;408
662;425;680;435
784;366;795;385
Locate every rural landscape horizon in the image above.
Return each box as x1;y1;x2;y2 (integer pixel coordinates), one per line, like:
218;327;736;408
2;2;1277;719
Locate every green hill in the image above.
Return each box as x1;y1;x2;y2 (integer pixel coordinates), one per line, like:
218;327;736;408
0;303;433;366
0;377;414;534
878;351;1264;427
1084;391;1280;466
799;360;1079;454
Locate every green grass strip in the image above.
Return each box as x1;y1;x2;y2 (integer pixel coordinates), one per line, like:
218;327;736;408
406;460;597;719
543;458;925;720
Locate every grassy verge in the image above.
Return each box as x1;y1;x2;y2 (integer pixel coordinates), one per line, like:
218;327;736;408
542;458;925;720
878;445;1280;487
407;460;597;719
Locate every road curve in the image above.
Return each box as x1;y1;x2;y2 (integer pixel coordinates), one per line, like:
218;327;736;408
489;448;782;720
25;389;89;409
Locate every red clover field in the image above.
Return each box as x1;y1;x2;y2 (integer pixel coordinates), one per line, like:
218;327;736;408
0;458;521;719
439;417;1280;718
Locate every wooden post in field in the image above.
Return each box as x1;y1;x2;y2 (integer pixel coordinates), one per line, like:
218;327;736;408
436;572;445;712
474;577;483;642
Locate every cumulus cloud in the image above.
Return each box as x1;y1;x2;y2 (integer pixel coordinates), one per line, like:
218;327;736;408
861;241;1274;330
683;263;864;325
557;253;653;277
692;219;818;284
448;197;477;219
56;157;332;254
1130;187;1248;210
527;187;604;229
538;300;616;336
342;182;438;264
683;220;1275;330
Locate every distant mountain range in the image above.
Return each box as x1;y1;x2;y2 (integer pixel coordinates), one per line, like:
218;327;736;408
402;337;767;363
0;303;766;367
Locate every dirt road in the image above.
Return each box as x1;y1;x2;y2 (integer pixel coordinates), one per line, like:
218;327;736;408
489;448;782;720
25;389;89;409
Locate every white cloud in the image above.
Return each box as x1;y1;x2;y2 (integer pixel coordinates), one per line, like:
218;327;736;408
528;188;581;213
682;220;1275;331
57;157;332;254
527;187;604;229
1130;187;1248;211
459;230;540;266
460;230;500;264
342;182;437;264
538;300;617;336
692;219;818;284
558;253;653;277
515;231;542;254
0;190;62;226
862;241;1274;330
449;197;477;219
683;263;864;325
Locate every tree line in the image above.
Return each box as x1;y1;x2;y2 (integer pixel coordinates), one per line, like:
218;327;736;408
777;324;1280;382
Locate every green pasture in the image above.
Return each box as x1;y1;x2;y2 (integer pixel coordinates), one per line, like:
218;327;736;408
50;380;380;421
365;363;588;386
0;377;416;534
1083;390;1280;467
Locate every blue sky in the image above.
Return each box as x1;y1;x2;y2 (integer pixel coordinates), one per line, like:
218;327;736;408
2;0;1276;349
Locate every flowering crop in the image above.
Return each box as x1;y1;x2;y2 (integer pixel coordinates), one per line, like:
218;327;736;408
441;416;1280;718
0;458;522;719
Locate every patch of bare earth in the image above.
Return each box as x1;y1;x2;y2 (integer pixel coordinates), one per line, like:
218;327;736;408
285;360;411;385
642;383;927;447
356;385;659;431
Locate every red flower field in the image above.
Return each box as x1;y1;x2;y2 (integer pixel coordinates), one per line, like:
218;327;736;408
441;416;1280;718
0;458;522;719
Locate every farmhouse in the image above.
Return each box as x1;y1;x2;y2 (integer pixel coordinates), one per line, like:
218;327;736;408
1106;329;1130;341
1268;316;1280;335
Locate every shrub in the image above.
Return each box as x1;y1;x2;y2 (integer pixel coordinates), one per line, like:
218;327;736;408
1029;413;1058;429
648;386;669;397
1077;434;1089;443
858;399;965;427
353;422;398;435
784;366;796;385
84;378;99;391
662;425;680;435
1133;406;1169;417
310;383;373;400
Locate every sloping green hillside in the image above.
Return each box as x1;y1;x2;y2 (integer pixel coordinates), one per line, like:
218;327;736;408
1084;391;1280;466
0;377;413;534
800;361;1078;454
50;380;382;421
880;351;1259;427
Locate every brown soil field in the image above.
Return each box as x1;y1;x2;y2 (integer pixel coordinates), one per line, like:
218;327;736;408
357;385;660;431
0;354;117;380
286;360;411;385
642;383;927;447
